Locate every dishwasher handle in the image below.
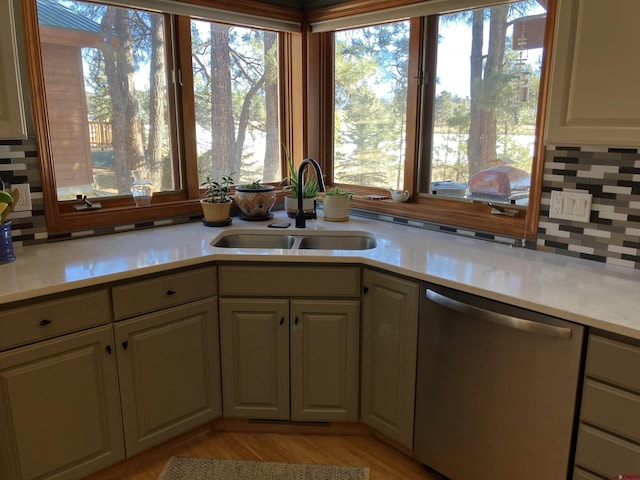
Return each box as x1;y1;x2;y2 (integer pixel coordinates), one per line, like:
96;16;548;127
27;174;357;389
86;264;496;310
425;289;572;339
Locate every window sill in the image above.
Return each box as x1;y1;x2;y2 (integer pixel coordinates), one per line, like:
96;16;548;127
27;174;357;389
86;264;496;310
345;194;532;239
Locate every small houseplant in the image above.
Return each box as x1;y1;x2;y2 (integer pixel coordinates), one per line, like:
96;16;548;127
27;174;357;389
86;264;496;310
322;187;354;222
234;179;276;219
281;147;319;218
200;174;234;223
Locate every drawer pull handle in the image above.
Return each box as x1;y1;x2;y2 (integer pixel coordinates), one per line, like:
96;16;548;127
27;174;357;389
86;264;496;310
166;289;177;296
106;345;112;355
39;319;52;326
279;317;284;326
363;286;369;295
295;317;299;326
122;341;128;351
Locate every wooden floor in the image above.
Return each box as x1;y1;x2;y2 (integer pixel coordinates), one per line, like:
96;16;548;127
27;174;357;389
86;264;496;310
84;422;444;480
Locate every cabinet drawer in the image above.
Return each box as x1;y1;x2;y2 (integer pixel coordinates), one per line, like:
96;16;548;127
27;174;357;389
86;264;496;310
581;379;640;443
586;335;640;393
219;265;360;297
0;290;110;351
112;266;217;320
575;424;640;478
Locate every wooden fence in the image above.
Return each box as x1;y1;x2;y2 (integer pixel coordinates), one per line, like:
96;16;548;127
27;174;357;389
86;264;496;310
88;121;112;148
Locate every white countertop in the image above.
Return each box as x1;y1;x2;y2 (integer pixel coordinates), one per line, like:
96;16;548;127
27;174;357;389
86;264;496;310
3;211;640;339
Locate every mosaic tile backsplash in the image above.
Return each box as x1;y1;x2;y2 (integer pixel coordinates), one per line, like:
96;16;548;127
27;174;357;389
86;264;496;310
3;138;640;269
538;146;640;269
0;139;47;247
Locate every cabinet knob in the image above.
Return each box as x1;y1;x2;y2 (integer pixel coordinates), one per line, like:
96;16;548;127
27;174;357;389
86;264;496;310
279;317;284;326
363;286;369;295
166;289;177;296
39;319;53;326
295;317;299;326
106;345;112;355
122;340;128;351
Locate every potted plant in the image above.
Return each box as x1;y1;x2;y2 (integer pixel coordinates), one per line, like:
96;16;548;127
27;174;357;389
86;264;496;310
234;179;276;219
200;174;234;225
322;187;354;222
281;147;319;218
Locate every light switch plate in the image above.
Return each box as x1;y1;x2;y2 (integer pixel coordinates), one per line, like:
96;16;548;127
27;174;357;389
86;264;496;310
549;190;592;223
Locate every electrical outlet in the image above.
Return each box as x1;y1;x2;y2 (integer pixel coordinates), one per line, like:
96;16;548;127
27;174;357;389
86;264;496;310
11;183;32;212
549;189;592;223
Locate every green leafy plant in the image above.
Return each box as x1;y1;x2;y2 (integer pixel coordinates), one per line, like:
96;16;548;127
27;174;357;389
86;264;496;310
281;146;319;199
245;180;262;189
239;179;273;190
201;174;234;203
324;186;354;200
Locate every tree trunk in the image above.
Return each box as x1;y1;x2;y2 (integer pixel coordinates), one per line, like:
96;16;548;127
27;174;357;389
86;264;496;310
210;24;237;177
262;32;279;183
480;5;509;171
467;9;484;179
100;8;146;194
148;15;166;190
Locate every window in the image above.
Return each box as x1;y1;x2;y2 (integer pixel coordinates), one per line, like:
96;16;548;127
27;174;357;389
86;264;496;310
36;0;175;201
322;0;553;238
334;22;409;190
24;0;295;232
423;4;546;206
191;20;281;185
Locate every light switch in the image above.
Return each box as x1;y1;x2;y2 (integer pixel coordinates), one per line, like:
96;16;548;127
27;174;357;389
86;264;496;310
549;190;592;223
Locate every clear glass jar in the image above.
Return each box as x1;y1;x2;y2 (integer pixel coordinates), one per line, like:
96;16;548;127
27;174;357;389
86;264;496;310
131;169;153;207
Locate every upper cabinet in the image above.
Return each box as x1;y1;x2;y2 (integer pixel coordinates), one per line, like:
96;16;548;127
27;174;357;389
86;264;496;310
545;0;640;147
0;0;27;139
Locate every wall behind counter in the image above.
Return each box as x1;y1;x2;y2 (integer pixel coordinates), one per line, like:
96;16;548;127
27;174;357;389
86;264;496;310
2;138;639;270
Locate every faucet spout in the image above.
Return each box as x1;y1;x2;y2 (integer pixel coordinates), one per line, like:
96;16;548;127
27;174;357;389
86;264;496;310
296;158;325;228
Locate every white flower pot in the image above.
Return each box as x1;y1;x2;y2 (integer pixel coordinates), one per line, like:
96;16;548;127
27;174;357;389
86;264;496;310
322;196;351;222
284;196;316;218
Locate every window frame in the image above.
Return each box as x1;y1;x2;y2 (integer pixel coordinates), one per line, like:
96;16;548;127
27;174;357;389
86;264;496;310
307;0;556;240
22;0;303;233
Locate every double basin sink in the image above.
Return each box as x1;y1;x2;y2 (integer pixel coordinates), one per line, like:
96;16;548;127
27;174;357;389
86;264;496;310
211;228;377;250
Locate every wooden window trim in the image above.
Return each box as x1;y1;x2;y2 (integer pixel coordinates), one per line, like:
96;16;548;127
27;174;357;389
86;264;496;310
23;1;302;233
308;0;557;240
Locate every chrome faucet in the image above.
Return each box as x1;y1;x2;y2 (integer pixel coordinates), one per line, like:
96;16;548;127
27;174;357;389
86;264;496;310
296;158;325;228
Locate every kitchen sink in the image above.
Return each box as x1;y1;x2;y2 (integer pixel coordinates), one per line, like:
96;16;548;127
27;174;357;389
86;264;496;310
212;233;296;249
211;229;377;250
298;234;377;250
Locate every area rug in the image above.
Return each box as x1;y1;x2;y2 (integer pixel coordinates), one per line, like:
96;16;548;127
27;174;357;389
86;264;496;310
157;457;369;480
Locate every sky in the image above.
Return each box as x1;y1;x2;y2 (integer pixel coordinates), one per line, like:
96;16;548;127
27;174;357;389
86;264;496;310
435;7;545;98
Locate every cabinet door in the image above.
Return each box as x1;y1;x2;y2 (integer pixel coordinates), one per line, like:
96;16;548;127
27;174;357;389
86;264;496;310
0;0;27;139
114;298;221;457
546;0;640;146
219;298;289;419
290;300;360;422
361;269;419;449
0;325;124;480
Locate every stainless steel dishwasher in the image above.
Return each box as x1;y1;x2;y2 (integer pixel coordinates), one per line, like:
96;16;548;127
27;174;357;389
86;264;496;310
414;283;584;480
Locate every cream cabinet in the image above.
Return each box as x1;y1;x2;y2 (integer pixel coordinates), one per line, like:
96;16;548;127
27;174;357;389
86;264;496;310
573;333;640;479
218;264;360;422
219;299;289;419
0;325;124;480
219;298;360;422
545;0;640;146
112;266;222;457
360;269;419;450
0;0;27;139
